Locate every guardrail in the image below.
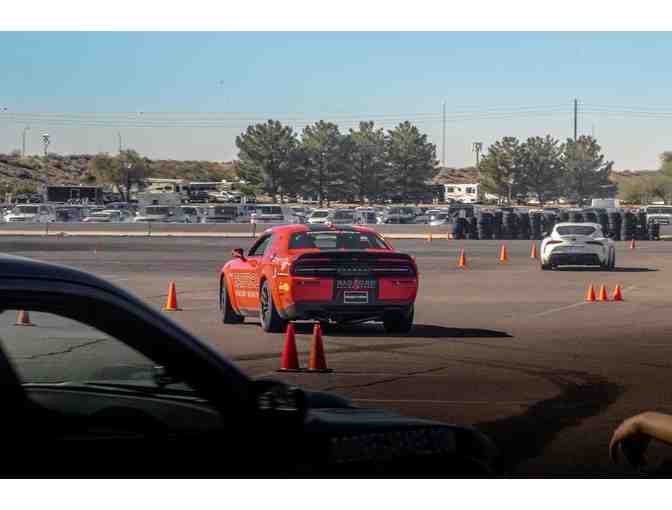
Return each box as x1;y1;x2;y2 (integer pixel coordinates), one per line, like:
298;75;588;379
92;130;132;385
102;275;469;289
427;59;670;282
0;222;458;238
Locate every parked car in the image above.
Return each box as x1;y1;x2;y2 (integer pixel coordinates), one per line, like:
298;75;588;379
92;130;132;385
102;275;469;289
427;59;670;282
255;204;300;224
82;210;129;223
645;205;672;225
180;205;205;224
202;205;244;223
4;204;55;223
134;205;186;223
55;206;86;222
378;207;416;224
307;209;333;225
331;209;356;225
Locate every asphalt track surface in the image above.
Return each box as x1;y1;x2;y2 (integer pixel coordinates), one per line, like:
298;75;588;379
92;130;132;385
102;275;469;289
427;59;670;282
2;235;672;476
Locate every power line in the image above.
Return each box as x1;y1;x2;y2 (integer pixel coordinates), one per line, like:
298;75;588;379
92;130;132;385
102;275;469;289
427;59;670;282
0;110;575;129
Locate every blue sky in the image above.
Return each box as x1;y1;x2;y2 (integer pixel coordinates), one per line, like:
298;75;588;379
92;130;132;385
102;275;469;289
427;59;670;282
1;32;671;169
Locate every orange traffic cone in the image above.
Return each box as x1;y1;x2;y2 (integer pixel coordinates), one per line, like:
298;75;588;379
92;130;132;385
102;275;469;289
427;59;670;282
15;310;34;326
630;238;636;250
457;249;467;268
598;284;609;302
278;323;301;372
530;243;538;259
613;285;623;301
586;284;596;302
499;245;509;262
307;323;332;372
163;281;181;311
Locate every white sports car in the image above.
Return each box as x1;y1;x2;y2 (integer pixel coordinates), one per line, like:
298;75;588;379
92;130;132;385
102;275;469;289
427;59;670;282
541;222;615;270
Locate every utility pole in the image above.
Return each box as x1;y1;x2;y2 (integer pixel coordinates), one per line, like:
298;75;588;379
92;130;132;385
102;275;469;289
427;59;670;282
472;142;484;204
441;100;446;168
573;98;578;141
117;132;123;153
22;126;30;157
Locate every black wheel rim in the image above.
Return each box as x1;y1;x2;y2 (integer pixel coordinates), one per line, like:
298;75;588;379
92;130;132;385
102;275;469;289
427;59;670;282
260;285;269;325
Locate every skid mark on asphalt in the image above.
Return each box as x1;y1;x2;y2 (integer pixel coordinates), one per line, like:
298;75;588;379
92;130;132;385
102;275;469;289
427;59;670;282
320;365;456;393
351;398;532;405
15;338;110;359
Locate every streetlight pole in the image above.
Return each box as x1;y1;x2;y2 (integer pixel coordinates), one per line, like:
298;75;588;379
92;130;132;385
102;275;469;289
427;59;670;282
472;142;483;168
441;100;446;168
472;142;483;203
21;126;30;157
41;133;51;198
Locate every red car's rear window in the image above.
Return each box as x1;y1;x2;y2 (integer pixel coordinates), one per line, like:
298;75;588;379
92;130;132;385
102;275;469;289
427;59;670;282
288;231;388;250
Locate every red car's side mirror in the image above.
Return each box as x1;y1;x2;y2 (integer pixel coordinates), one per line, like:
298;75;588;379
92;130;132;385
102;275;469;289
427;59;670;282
232;248;246;260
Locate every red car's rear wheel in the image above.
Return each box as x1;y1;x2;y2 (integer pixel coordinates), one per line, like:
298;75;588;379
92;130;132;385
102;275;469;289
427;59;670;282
383;304;414;334
260;280;287;333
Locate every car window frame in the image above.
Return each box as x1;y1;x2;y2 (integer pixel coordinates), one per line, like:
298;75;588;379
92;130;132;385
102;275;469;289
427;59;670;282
0;277;251;414
248;234;273;257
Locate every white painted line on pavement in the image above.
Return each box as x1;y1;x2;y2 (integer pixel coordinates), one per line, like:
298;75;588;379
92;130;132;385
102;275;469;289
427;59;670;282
532;284;638;318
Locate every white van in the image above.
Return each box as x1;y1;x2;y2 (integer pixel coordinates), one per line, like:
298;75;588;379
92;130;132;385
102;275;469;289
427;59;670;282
255;204;299;224
645;205;672;225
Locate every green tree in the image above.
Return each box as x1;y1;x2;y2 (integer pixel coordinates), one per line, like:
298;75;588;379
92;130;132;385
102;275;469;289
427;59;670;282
660;151;672;177
301;121;351;206
517;135;564;205
385;121;438;203
235;120;298;202
279;146;310;202
561;136;613;206
347;121;387;203
89;149;151;201
478;136;522;204
616;174;657;204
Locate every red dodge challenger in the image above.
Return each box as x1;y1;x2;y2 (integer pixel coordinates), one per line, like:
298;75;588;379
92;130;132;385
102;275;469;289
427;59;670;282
219;224;419;333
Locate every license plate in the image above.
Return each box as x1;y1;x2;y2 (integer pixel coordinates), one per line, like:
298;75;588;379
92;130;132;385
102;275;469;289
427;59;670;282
567;246;583;253
336;279;377;290
343;291;369;305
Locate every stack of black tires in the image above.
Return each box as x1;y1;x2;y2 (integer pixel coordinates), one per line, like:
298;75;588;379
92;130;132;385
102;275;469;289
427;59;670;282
530;212;543;240
453;217;469;240
635;211;650;240
518;212;531;239
621;212;636;241
447;208;660;241
478;212;494;240
598;212;610;236
492;211;503;239
649;222;661;240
